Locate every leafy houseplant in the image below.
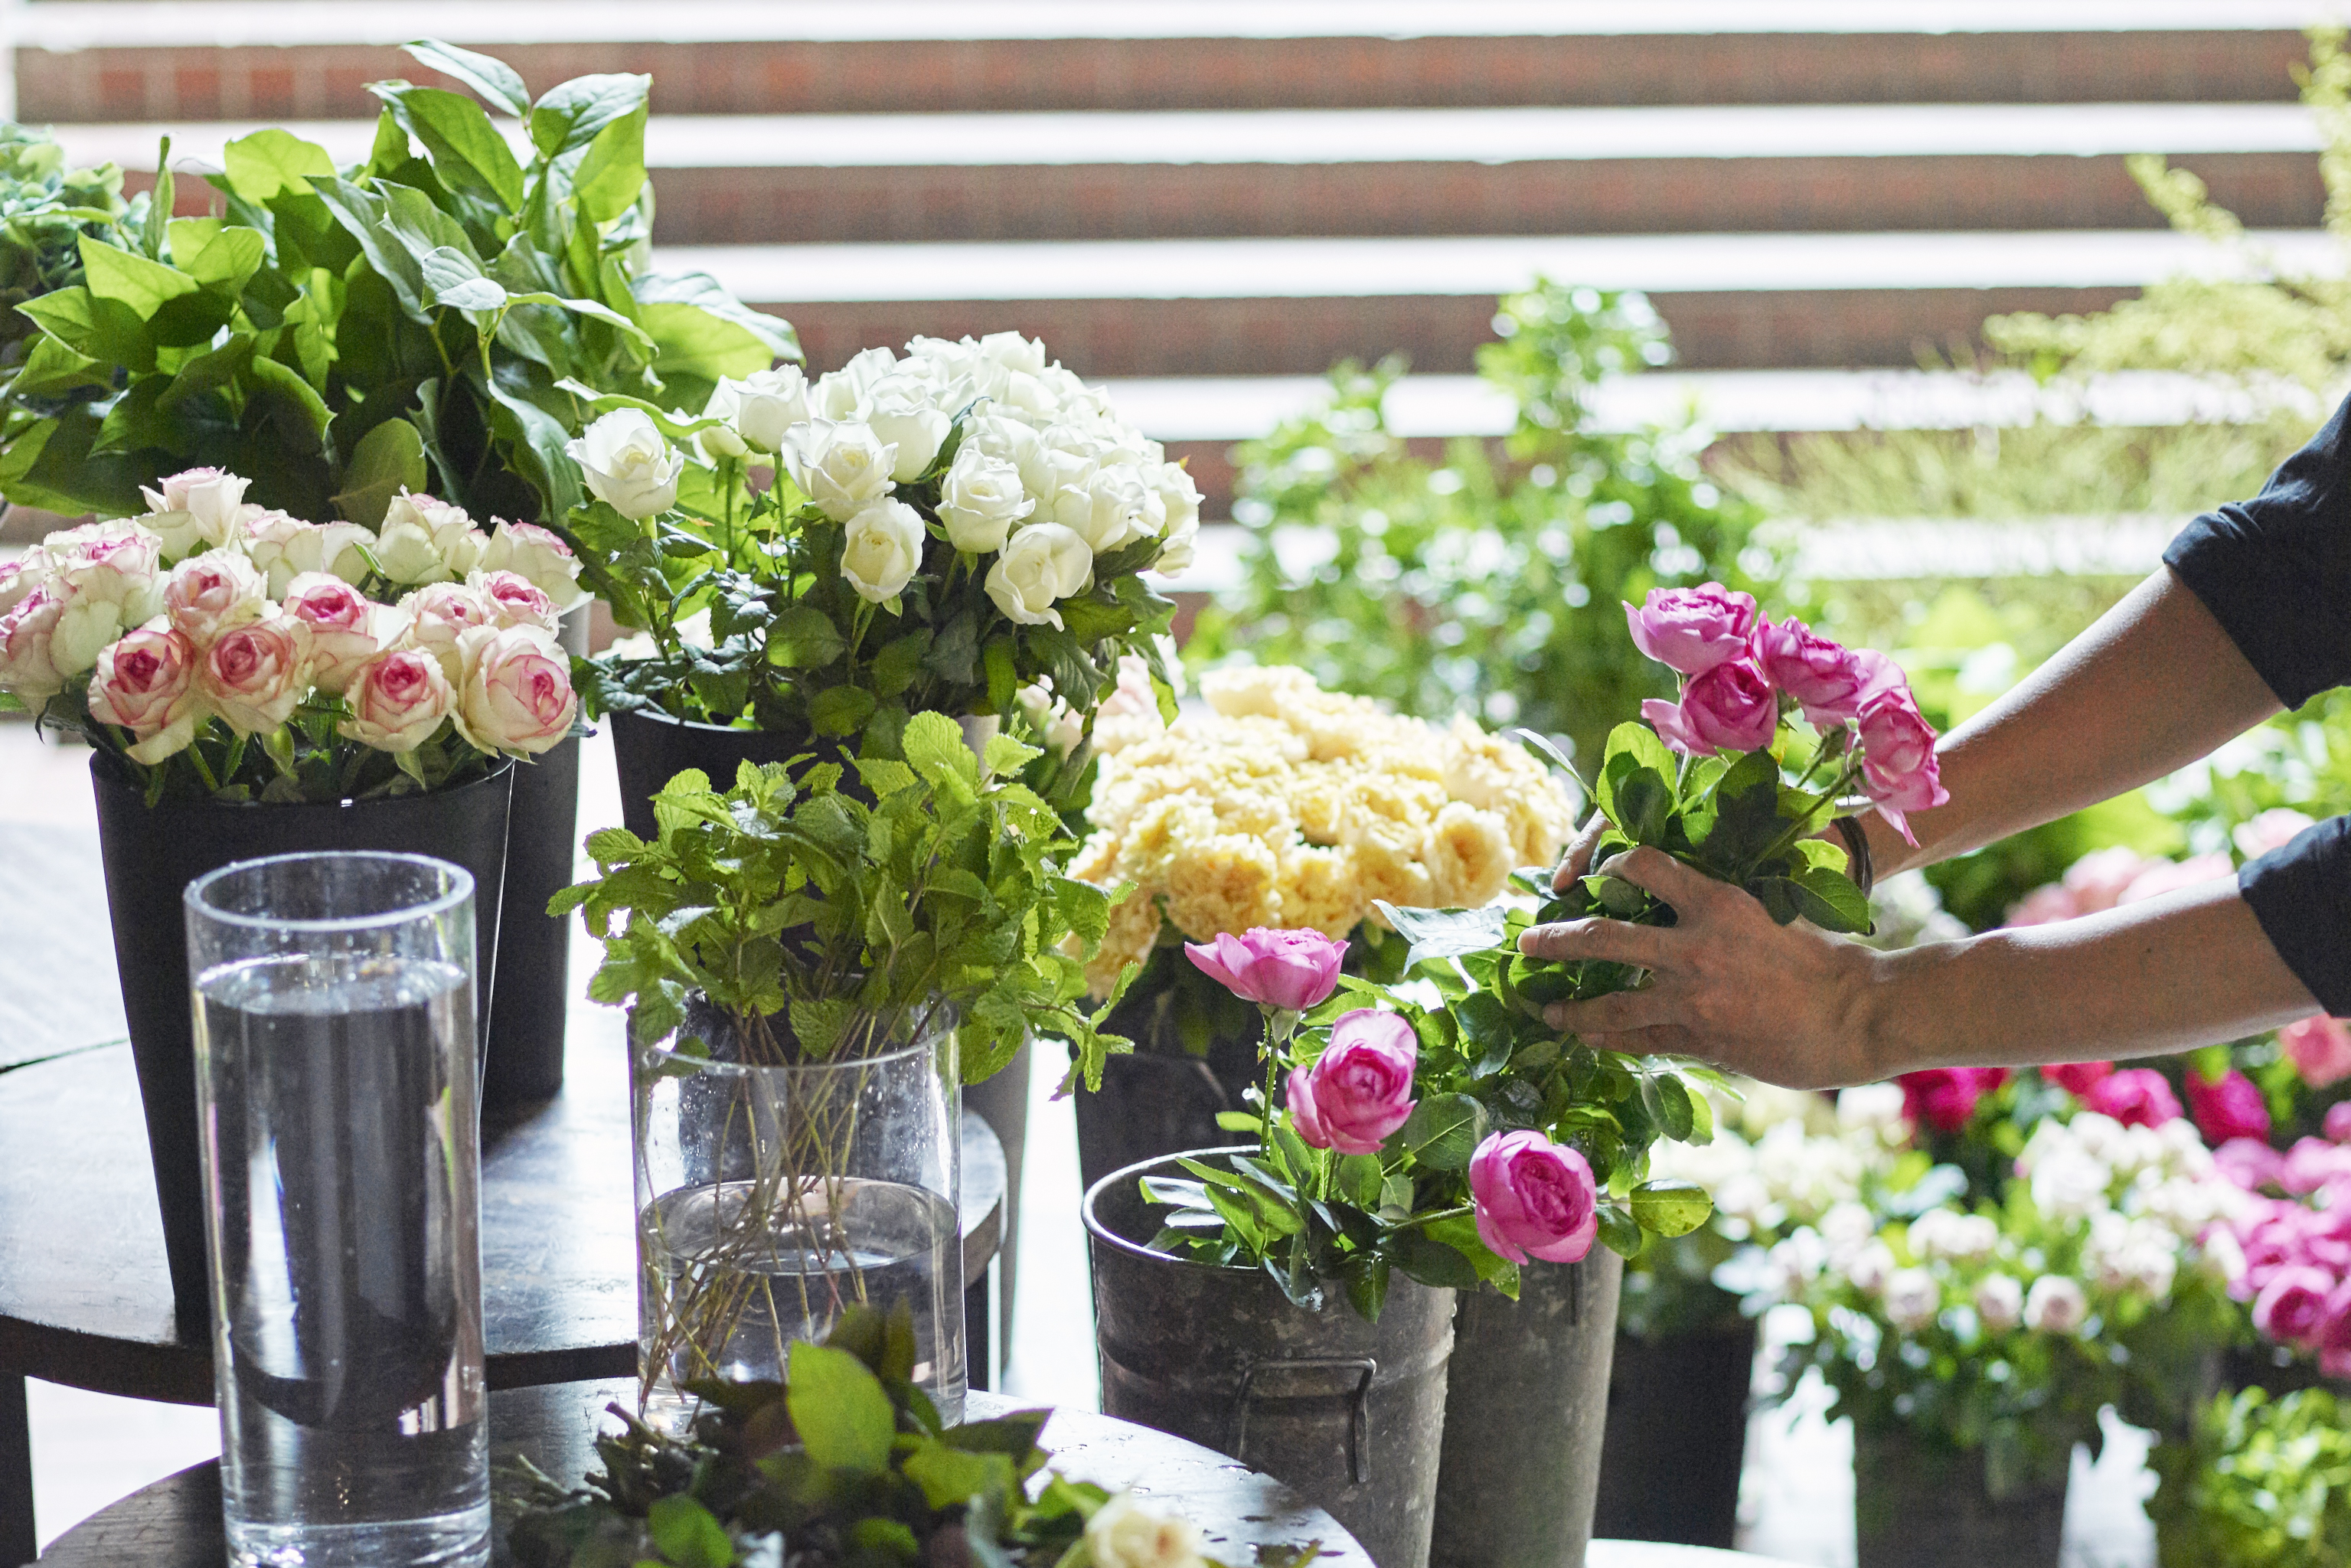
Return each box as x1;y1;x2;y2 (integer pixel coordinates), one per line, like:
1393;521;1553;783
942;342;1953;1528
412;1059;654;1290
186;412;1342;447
2148;1387;2351;1567
558;328;1193;752
0;38;792;528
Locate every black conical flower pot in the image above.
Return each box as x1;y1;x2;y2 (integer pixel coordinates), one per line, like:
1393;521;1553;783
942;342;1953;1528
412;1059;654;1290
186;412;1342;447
607;707;834;842
91;757;514;1338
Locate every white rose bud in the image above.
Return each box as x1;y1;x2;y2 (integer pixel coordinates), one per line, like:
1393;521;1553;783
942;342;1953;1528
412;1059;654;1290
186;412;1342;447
340;648;454;753
89;623;203;763
197;616;309;737
979;330;1050;377
281;573;388;695
162;550;269;646
984;522;1092;630
1083;1494;1207;1568
837;498;926;605
1051;462;1164;554
730;365;811;453
784;419;898;523
1880;1267;1941;1332
565;409;684;521
138;467;258;561
1154;462;1203;574
374;489;478;586
398;582;498;681
451;623;577;757
1974;1274;2026;1330
867;377;952;482
2023;1275;2088;1334
478;520;589;612
937;444;1036;554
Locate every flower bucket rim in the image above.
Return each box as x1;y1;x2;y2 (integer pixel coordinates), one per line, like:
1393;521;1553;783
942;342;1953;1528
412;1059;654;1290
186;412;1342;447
89;749;518;812
1082;1142;1267;1274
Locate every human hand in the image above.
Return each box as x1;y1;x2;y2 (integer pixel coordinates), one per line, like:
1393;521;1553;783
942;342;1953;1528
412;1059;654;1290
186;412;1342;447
1518;845;1882;1089
1552;811;1611;890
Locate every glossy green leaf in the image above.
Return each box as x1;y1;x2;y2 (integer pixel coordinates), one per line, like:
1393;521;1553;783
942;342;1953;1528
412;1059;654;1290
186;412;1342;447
765;605;847;670
645;1496;734;1568
333;416;428;526
784;1341;894;1478
527;71;651;156
1629;1179;1714;1237
219;129;338;202
571;100;649;224
401;38;531;118
1399;1092;1487;1171
79;234;198;318
370;83;526;210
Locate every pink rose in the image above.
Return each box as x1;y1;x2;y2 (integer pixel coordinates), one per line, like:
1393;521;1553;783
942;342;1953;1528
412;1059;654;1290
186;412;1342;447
198;616;309;736
2253;1264;2336;1345
1470;1129;1599;1266
0;586;67;701
2327;1102;2351;1145
1622;583;1760;676
1184;927;1347;1013
88;625;201;763
451;624;577;757
2064;847;2160;914
2280;1137;2351;1197
1641;658;1778;756
2236;808;2317;860
1898;1067;2007;1133
2042;1060;2114;1098
2118;853;2235;906
281;573;387;695
1288;1009;1418;1157
162;551;268;645
2085;1067;2183;1129
2217;1138;2285;1192
1753;617;1895;724
478;519;589;612
468;569;560;633
2317;1284;2351;1379
339;648;454;753
2282;1015;2351;1090
1855;686;1948;847
397;581;496;678
2189;1068;2272;1146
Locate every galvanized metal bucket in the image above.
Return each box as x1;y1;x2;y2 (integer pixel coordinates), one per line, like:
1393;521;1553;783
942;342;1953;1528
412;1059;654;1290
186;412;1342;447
1429;1246;1624;1568
1084;1148;1457;1568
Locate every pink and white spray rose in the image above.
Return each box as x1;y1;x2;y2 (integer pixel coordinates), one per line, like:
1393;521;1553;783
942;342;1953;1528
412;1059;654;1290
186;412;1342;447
1287;1009;1418;1156
452;626;578;757
478;520;589;612
1470;1129;1601;1265
340;648;456;753
400;581;498;678
87;626;201;763
162;551;269;645
198;617;309;736
280;574;387;695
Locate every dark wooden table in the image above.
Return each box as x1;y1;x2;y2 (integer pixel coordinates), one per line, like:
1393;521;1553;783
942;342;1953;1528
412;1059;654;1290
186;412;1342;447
32;1382;1369;1566
0;1022;1005;1565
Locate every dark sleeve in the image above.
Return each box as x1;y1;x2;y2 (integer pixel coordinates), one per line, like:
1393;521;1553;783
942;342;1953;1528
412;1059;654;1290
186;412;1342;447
2241;817;2351;1017
2164;392;2351;709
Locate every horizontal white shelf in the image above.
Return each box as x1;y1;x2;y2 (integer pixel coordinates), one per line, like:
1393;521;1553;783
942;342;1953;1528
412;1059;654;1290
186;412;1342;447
50;102;2325;173
8;1;2327;51
655;228;2346;302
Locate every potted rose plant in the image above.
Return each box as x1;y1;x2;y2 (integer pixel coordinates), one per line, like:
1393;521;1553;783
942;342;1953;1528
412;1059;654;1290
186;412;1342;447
0;474;581;1330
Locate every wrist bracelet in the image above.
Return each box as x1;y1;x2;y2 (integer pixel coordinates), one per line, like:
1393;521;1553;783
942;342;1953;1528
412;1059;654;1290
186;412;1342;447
1832;815;1876;897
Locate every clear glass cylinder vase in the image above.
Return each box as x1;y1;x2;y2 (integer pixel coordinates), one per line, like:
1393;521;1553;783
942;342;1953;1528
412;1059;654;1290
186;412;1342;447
185;851;487;1568
632;1000;964;1424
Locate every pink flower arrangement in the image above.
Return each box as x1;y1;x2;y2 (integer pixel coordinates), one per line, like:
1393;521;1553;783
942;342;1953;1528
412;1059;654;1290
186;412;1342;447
1470;1129;1600;1265
1288;1009;1419;1156
2084;1067;2183;1129
2218;1112;2351;1375
1898;1067;2009;1133
1185;928;1347;1015
2187;1067;2272;1146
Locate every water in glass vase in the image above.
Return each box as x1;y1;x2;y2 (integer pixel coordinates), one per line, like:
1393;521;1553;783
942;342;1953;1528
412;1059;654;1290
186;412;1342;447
196;953;488;1568
640;1175;962;1423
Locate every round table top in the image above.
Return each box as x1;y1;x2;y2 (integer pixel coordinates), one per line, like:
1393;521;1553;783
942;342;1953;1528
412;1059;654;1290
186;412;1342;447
34;1380;1369;1566
0;1020;1006;1405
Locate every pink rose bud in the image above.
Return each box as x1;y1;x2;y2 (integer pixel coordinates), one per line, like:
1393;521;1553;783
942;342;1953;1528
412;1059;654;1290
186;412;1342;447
2084;1067;2183;1129
2281;1016;2351;1091
2042;1060;2114;1098
398;581;496;678
1470;1129;1600;1266
1184;927;1347;1013
2189;1067;2272;1146
340;648;454;753
1898;1067;2007;1133
198;616;309;737
1622;583;1760;676
2327;1102;2351;1145
1855;685;1948;847
1288;1009;1419;1157
478;519;589;612
281;573;386;696
469;569;560;633
162;550;269;645
451;625;578;757
2254;1264;2337;1345
89;625;202;763
1641;658;1778;757
1753;617;1894;725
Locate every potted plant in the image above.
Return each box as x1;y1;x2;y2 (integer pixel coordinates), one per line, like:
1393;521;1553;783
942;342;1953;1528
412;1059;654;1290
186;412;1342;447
552;328;1197;839
553;719;1128;1425
1063;661;1579;1191
2147;1386;2351;1566
0;470;583;1328
0;43;796;1110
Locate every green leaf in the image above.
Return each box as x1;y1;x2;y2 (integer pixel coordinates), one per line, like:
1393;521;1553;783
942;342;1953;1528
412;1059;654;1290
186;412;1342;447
766;604;846;669
180;224;266;298
632;270;800;374
402;38;531;117
421;246;508;312
808;684;878;737
1629;1179;1714;1238
528;71;651;157
901;1442;1016;1511
1638;1073;1695;1142
1595;1202;1645;1259
1790;862;1874;935
1337;1153;1386;1210
10;335;108;397
645;1497;734;1568
785;1341;895;1478
79;234;198;319
1389;1227;1479;1290
1398;1092;1487;1171
246;354;331;445
571;99;650;224
333;417;428;527
370;82;527;210
220;129;338;201
902;710;980;790
1422;1213;1520;1298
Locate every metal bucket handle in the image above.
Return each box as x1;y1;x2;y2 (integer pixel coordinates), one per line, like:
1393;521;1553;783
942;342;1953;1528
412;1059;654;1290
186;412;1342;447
1232;1354;1378;1485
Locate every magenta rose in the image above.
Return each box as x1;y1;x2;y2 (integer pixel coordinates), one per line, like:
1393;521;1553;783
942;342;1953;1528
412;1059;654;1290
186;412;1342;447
2327;1102;2351;1145
2084;1067;2183;1129
1855;685;1948;847
1623;583;1760;676
2189;1068;2272;1146
1753;617;1895;724
1470;1129;1599;1265
1897;1067;2007;1133
1185;927;1347;1013
2320;1285;2351;1380
1641;658;1777;757
2041;1060;2114;1098
2281;1016;2351;1090
2254;1264;2336;1345
1288;1009;1419;1157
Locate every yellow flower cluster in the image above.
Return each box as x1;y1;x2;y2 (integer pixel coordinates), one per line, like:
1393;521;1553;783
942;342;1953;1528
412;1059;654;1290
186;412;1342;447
1070;665;1578;995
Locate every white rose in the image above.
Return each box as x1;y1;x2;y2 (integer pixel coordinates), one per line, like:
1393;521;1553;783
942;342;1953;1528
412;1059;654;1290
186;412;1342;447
1837;1083;1911;1138
2029;1146;2112;1222
1881;1266;1941;1331
965;413;1042;485
451;623;577;757
1974;1273;2025;1330
979;330;1049;377
1050;462;1164;554
1015;679;1085;760
1763;1229;1828;1302
867;377;952;482
138;467;258;560
479;520;589;612
1153;462;1203;574
375;490;479;586
162;550;269;645
1818;1200;1877;1256
784;419;898;523
836;498;926;605
937;444;1036;553
1911;1209;1997;1264
2023;1275;2088;1334
984;523;1091;629
565;408;684;521
703;366;811;457
1084;1494;1207;1568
